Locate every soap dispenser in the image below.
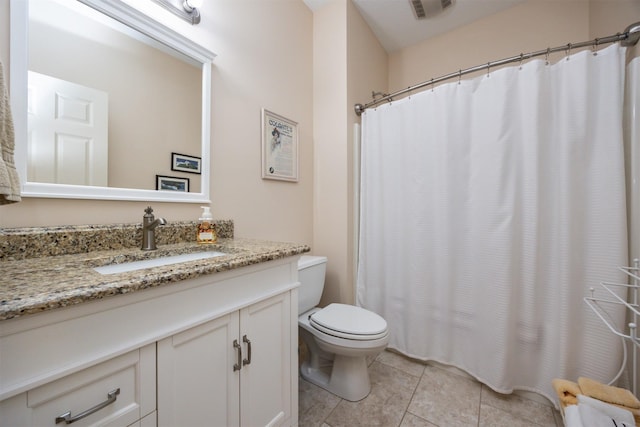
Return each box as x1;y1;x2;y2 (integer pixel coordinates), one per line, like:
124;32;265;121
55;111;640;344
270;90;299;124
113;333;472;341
197;206;217;244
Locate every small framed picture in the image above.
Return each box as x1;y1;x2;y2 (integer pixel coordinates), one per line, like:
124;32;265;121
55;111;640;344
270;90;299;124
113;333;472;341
156;175;190;192
261;109;299;182
171;152;201;174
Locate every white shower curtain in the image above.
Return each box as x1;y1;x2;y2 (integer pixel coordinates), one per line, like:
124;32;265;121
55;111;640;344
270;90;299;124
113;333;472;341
357;44;629;404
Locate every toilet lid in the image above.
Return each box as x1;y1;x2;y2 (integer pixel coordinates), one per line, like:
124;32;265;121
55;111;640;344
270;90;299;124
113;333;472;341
310;303;388;340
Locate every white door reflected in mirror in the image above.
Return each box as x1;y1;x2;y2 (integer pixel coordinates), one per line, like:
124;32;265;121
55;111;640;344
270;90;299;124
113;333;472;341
28;71;108;186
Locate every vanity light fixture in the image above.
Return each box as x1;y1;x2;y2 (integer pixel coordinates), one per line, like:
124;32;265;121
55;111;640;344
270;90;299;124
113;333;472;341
183;0;203;13
151;0;202;25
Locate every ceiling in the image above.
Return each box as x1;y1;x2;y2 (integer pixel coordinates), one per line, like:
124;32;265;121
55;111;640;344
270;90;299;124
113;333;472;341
304;0;526;52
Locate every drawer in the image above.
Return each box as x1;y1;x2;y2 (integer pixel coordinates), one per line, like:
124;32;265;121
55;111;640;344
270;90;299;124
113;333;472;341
19;344;155;427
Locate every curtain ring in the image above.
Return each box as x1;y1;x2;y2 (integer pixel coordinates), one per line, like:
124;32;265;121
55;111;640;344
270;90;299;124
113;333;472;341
458;69;462;85
431;78;434;92
545;47;551;65
487;62;491;77
519;53;524;70
565;43;572;61
593;38;599;56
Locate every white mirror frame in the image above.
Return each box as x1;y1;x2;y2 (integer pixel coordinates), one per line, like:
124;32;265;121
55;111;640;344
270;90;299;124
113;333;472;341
9;0;215;202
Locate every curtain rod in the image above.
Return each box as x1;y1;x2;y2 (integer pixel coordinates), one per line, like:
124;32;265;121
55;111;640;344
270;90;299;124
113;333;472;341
354;21;640;116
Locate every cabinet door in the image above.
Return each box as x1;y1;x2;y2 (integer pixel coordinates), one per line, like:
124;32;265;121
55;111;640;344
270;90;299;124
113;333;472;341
127;410;156;427
157;312;240;427
240;292;292;427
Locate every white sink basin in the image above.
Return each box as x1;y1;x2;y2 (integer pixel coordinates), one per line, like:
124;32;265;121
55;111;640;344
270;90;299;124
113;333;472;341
94;251;226;275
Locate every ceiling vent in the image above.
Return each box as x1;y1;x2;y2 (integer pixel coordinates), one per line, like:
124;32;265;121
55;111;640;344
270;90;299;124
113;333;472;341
410;0;454;20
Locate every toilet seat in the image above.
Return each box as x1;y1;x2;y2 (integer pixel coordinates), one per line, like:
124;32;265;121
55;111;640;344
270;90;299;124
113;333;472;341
309;303;388;341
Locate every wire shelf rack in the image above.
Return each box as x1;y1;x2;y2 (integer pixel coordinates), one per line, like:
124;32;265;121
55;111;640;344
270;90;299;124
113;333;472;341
584;259;640;396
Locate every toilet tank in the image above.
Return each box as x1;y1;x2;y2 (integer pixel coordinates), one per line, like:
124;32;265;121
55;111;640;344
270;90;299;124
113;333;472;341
297;255;327;315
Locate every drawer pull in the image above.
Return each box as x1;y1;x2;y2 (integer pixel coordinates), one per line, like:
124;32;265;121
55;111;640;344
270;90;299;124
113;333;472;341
55;388;120;424
242;335;252;366
233;339;242;371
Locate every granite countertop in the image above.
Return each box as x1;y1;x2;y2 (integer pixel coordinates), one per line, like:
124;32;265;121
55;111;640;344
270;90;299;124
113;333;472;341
0;238;310;321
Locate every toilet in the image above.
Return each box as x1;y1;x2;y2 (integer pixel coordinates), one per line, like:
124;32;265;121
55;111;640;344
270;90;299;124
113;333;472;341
297;255;389;401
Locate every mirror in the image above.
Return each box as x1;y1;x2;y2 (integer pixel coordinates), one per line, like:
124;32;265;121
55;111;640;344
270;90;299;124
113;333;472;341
9;0;215;202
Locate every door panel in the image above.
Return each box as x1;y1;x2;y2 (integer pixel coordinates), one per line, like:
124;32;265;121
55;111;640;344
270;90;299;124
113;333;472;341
240;293;291;427
27;71;108;186
157;313;240;427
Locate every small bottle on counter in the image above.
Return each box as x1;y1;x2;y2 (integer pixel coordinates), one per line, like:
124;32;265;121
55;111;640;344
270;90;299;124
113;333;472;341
197;206;217;244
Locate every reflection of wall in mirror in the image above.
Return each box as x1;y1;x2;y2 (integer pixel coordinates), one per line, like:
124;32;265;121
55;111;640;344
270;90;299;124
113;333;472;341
28;0;202;192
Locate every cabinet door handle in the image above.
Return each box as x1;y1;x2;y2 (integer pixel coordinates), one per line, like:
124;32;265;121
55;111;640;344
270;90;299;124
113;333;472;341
233;339;242;371
242;335;252;366
55;388;120;424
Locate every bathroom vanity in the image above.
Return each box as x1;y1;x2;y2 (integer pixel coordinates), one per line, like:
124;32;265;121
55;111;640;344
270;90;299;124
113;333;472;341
0;223;309;426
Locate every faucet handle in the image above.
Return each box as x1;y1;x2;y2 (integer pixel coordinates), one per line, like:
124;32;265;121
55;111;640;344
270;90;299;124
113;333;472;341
144;207;155;221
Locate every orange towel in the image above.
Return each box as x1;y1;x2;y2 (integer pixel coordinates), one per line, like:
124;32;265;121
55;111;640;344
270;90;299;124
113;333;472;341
552;378;581;408
578;377;640;409
553;377;640;424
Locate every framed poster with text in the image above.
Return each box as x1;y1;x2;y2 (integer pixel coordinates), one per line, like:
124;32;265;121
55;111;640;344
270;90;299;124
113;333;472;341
261;109;299;182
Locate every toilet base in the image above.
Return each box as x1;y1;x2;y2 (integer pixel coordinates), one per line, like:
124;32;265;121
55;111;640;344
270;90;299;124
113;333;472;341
299;327;372;401
297;307;389;402
300;353;371;402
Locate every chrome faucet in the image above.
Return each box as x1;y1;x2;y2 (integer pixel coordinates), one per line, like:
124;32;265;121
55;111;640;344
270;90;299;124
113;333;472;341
141;206;167;250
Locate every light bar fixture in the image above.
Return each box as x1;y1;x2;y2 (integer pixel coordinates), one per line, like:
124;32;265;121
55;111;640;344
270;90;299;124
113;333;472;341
151;0;203;25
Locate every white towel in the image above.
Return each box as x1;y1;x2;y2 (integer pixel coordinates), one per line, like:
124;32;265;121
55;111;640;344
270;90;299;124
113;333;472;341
578;394;636;426
578;402;635;427
564;397;637;427
0;60;21;204
564;405;583;427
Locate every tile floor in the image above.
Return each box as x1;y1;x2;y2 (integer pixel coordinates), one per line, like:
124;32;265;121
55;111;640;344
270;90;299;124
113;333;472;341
298;350;564;427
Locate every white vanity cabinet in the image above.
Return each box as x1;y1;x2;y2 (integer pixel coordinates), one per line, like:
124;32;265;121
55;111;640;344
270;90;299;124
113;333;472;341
0;257;300;427
158;292;292;427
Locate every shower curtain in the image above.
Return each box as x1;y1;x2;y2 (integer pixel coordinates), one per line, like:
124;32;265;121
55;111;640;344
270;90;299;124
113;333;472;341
357;44;629;404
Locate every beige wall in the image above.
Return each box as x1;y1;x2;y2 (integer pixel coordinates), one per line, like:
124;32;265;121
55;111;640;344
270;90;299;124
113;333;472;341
1;0;314;247
312;0;349;305
205;0;313;243
589;0;640;39
388;1;590;93
312;0;387;306
388;0;639;94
